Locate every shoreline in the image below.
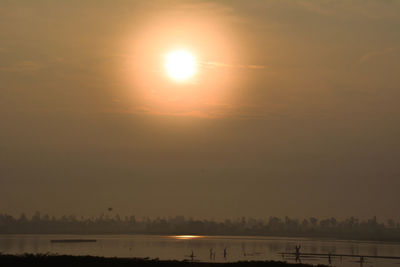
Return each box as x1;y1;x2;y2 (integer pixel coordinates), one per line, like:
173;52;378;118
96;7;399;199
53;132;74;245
0;254;326;267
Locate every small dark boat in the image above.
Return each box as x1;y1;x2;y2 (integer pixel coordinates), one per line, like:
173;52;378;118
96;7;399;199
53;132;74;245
50;239;97;243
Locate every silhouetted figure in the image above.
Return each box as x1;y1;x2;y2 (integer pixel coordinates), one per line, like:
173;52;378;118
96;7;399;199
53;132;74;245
209;248;213;260
190;250;195;261
224;248;227;259
359;256;364;267
295;245;301;263
328;253;332;265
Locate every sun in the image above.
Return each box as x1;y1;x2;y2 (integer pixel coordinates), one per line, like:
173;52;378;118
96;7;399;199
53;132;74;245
165;50;197;82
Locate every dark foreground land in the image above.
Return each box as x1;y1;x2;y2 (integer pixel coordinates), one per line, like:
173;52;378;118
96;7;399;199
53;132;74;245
0;254;325;267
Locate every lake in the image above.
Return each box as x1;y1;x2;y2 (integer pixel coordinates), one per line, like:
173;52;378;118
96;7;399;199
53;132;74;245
1;235;400;266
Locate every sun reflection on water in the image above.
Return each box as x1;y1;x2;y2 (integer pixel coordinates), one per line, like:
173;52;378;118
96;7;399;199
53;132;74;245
171;235;204;240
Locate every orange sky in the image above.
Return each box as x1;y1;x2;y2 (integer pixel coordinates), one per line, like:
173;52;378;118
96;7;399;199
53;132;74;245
0;0;400;220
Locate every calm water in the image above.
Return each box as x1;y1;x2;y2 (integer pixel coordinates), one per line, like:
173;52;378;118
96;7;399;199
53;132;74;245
1;235;400;267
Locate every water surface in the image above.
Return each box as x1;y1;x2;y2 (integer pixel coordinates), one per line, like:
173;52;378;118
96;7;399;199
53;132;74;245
1;235;400;267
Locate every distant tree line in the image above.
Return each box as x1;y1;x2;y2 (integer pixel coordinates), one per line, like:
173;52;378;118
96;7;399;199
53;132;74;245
1;212;400;242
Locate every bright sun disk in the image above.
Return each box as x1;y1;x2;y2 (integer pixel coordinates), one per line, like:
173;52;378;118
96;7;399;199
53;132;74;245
165;50;196;82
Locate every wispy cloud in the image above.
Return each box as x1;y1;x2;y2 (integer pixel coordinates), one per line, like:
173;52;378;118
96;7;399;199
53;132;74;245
0;60;44;72
201;61;266;70
296;0;400;20
359;47;400;64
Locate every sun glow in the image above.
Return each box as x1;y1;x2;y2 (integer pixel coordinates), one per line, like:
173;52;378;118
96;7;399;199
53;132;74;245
122;15;236;117
165;50;197;82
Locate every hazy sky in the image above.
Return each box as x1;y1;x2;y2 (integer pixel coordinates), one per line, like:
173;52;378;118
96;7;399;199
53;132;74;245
1;0;400;220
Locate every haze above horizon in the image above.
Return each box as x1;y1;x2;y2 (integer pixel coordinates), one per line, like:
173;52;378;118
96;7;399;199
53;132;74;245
0;0;399;221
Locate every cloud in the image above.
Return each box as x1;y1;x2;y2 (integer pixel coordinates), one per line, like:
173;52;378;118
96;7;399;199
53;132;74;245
109;101;239;119
296;0;400;20
112;100;290;120
359;47;400;64
178;1;234;15
201;61;266;70
0;60;44;72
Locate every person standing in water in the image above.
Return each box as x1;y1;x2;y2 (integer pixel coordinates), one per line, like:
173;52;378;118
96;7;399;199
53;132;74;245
190;250;195;261
224;248;227;259
295;245;301;262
